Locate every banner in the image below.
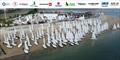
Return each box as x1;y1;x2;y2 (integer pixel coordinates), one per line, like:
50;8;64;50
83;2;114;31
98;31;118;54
0;0;120;9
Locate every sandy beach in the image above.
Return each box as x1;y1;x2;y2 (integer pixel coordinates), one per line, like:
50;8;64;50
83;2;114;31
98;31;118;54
0;15;120;59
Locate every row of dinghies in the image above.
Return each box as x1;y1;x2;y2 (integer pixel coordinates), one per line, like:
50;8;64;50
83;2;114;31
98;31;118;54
1;16;120;54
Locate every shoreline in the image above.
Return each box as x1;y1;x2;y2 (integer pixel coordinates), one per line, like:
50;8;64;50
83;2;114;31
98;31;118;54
0;15;120;59
2;29;120;60
1;31;92;60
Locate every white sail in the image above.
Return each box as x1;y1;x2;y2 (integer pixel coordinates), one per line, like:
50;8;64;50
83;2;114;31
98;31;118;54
74;32;80;45
29;25;34;41
46;22;51;47
13;27;17;39
31;32;34;41
61;32;67;45
51;24;57;48
4;34;12;48
3;34;7;44
18;20;24;47
105;22;109;30
26;34;32;46
117;23;120;28
41;24;44;36
18;32;23;48
34;35;38;45
56;30;63;47
36;30;40;40
113;24;117;30
66;30;74;45
91;32;96;40
51;24;58;44
38;29;42;39
11;36;16;46
24;41;29;50
47;27;51;47
42;38;47;48
24;41;29;53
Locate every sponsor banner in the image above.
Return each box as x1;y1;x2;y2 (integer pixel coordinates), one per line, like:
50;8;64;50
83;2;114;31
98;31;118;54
0;0;120;9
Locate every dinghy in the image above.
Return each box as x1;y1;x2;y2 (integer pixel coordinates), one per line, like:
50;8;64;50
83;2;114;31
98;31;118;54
24;41;29;53
42;38;47;48
113;24;117;30
11;36;16;46
18;32;24;48
117;23;120;29
91;32;97;40
4;34;12;48
66;29;74;46
74;32;80;45
26;34;32;46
